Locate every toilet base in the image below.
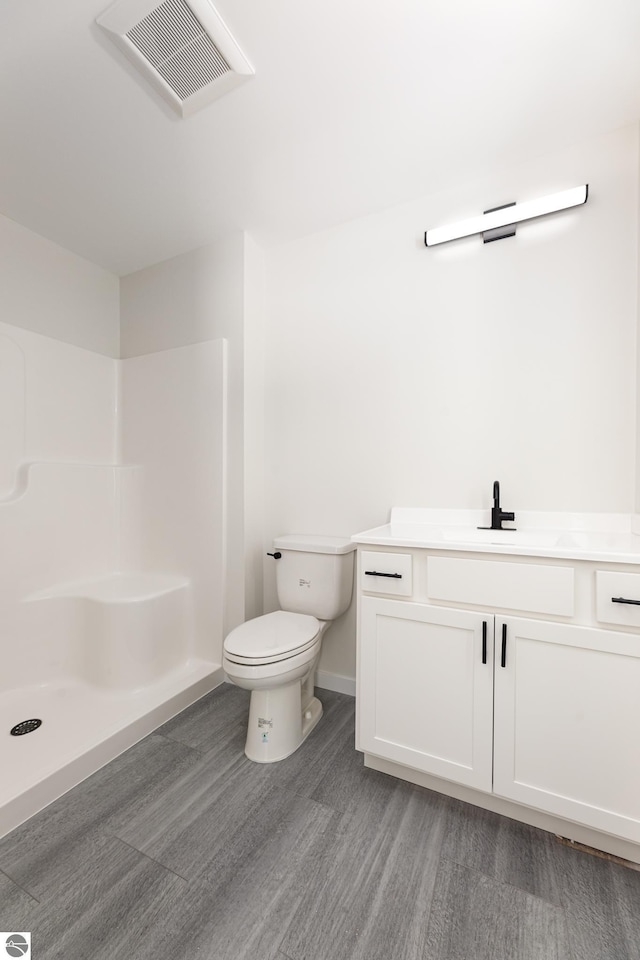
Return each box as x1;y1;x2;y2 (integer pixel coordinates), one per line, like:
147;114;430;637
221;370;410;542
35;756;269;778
245;683;323;763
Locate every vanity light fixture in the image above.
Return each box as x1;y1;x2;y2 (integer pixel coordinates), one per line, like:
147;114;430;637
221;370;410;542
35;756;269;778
424;184;589;247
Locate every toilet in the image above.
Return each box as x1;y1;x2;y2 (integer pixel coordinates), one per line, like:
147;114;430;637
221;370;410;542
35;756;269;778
223;534;356;762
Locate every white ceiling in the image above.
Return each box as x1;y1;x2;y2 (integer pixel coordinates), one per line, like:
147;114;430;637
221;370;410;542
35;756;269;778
2;0;640;276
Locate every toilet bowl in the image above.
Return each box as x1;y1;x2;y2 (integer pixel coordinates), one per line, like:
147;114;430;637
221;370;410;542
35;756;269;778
223;611;328;762
223;534;355;763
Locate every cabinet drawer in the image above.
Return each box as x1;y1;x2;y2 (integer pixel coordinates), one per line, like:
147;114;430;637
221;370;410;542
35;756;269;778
426;557;574;616
596;571;640;627
360;551;412;597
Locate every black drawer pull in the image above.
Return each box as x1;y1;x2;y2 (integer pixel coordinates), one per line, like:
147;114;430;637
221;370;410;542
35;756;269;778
364;571;402;579
501;623;507;668
482;621;487;664
612;596;640;606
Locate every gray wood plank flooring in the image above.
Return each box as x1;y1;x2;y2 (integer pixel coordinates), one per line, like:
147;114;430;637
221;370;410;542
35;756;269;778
1;682;639;959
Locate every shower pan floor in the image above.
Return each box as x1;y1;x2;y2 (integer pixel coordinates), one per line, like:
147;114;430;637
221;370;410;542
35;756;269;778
0;659;223;839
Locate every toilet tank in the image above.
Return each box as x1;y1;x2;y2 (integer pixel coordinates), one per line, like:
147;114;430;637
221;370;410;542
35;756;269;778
273;534;356;620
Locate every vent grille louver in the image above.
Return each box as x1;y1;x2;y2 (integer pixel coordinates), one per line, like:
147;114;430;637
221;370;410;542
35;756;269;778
126;0;231;102
97;0;254;118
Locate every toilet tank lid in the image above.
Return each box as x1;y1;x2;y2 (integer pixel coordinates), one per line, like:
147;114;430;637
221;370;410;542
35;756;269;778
273;534;356;555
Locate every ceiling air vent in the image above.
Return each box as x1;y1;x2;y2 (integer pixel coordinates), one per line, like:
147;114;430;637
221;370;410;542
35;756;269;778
97;0;254;118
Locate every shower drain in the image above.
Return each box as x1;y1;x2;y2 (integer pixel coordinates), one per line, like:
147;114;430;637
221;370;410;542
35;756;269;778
10;719;42;736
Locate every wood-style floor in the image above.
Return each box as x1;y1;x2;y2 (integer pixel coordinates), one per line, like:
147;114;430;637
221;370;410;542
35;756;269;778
1;684;639;959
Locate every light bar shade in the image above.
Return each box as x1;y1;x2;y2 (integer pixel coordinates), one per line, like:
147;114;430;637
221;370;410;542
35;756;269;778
425;184;588;247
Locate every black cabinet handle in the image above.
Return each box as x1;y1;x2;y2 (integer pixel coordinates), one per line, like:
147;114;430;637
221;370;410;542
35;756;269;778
267;552;282;559
612;596;640;605
364;571;402;579
482;621;487;664
501;624;507;668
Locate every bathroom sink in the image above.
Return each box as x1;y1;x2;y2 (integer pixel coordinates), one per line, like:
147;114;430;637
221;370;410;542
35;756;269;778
353;509;640;563
440;528;561;547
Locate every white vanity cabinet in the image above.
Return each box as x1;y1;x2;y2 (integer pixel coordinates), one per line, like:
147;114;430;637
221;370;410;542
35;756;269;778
493;616;640;843
359;597;494;791
355;534;640;860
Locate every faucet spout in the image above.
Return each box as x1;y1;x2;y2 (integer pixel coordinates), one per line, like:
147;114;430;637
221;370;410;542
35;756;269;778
479;480;516;531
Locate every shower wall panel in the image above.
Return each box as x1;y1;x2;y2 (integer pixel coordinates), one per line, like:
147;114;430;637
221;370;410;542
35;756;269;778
120;338;227;663
0;322;118;693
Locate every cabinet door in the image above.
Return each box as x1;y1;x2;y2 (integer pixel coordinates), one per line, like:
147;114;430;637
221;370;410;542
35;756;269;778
494;617;640;843
358;597;494;791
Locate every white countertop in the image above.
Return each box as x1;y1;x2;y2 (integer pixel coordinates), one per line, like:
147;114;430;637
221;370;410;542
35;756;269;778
352;508;640;564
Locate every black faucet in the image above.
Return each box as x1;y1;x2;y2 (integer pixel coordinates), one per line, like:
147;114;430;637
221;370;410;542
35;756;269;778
478;481;516;531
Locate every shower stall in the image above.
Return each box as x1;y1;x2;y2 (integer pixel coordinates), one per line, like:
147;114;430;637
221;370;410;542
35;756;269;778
0;325;226;837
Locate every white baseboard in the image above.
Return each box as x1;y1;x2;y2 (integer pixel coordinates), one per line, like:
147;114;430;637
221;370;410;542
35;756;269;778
314;670;355;697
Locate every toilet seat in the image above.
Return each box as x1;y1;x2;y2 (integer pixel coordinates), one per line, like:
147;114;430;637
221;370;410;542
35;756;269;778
223;611;320;666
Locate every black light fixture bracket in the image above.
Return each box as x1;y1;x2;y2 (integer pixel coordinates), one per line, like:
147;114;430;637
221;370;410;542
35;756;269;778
482;202;516;243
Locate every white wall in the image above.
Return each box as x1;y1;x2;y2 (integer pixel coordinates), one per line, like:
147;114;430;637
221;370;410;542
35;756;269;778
119;234;245;356
0;319;118;484
263;124;640;682
0;209;120;492
0;214;120;357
